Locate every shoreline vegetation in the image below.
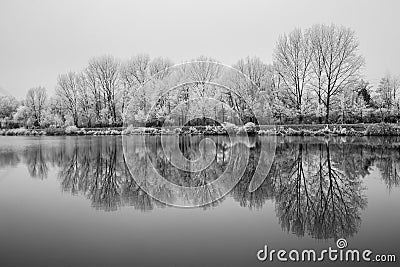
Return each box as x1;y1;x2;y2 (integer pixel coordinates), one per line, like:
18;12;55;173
2;122;400;137
1;24;400;135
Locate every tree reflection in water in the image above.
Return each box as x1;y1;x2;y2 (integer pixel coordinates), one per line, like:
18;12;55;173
123;135;252;208
58;137;161;211
4;136;400;239
0;150;20;169
270;141;367;239
23;144;49;179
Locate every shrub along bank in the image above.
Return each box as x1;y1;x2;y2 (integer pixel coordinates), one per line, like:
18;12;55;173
1;123;400;136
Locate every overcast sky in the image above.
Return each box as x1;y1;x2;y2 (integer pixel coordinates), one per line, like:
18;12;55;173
0;0;399;99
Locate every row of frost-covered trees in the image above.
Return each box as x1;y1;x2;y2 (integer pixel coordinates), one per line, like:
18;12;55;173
1;24;400;128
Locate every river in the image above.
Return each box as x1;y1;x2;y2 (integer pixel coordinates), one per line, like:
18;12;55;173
0;136;399;266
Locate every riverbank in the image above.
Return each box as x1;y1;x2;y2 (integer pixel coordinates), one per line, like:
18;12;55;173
1;123;400;137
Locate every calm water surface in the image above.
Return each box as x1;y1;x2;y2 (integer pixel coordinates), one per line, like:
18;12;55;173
0;136;399;267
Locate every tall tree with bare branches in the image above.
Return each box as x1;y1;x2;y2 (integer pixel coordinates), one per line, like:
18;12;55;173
309;24;364;123
88;56;120;125
56;72;80;126
231;56;271;123
25;87;47;126
273;28;313;123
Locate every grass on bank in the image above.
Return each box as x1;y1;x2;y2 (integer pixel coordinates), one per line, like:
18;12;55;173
1;123;400;136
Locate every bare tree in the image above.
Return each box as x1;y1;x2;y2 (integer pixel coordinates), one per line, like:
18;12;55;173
84;65;102;124
180;56;223;125
77;73;94;127
56;72;80;126
120;54;173;121
234;56;270;92
123;54;151;86
88;56;121;125
186;56;222;97
309;26;326;123
25;87;47;127
268;63;289;124
273;28;313;123
149;57;173;78
309;24;364;123
120;54;152;118
375;73;400;110
0;95;18;120
231;56;271;123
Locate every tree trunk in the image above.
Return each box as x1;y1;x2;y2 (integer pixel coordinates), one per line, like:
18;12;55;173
318;95;322;124
325;97;330;124
74;114;78;127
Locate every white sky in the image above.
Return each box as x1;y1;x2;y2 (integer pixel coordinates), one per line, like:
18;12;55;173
1;0;399;99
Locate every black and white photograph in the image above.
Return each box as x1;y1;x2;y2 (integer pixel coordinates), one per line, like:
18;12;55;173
0;0;399;266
